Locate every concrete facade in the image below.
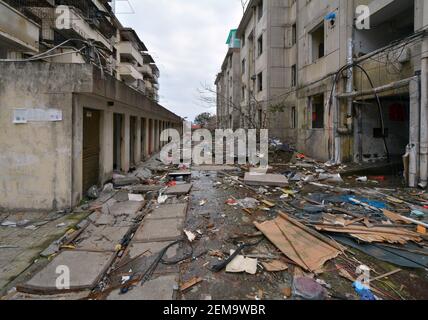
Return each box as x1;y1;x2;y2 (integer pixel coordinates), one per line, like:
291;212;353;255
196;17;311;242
0;63;182;211
216;0;428;188
217;0;297;140
215;46;241;129
0;0;182;211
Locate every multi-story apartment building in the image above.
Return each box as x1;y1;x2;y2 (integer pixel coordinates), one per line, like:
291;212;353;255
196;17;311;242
0;0;182;211
216;0;428;188
215;29;241;129
237;0;297;139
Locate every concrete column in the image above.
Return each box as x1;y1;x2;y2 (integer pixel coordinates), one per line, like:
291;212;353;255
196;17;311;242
100;110;114;184
122;114;130;172
144;118;149;158
154;119;160;152
150;119;155;154
72;98;83;207
161;121;166;147
409;79;421;187
135;117;142;164
420;36;428;188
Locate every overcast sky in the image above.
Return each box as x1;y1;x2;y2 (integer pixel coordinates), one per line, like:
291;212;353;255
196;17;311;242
116;0;243;121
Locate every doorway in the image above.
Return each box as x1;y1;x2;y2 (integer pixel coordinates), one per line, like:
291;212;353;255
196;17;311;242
113;113;124;171
82;108;101;194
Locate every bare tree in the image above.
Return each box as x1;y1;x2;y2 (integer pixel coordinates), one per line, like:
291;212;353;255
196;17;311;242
197;82;279;131
240;0;250;14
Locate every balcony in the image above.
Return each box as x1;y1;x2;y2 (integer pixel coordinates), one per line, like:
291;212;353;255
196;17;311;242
117;41;144;66
144;79;153;90
54;6;113;51
0;0;40;53
138;64;153;77
118;62;143;82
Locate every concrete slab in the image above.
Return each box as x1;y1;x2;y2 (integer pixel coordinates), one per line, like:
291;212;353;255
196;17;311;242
75;224;130;251
133;218;183;242
130;185;163;194
107;275;177;300
20;251;114;294
169;171;192;177
113;177;140;187
193;165;236;171
109;201;143;217
244;173;288;187
114;191;129;202
127;241;178;260
165;184;192;196
5;290;91;300
146;204;188;220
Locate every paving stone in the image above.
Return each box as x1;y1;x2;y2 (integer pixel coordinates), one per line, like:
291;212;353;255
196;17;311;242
146;203;188;220
21;251;114;294
75;224;130;251
244;173;289;187
133;218;183;242
109;201;143;217
165;184;192;196
107;275;177;300
114;191;130;202
127;241;178;260
5;290;91;300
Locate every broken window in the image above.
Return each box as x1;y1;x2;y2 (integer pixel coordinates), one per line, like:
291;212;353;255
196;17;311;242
258;0;264;21
291;106;297;129
291;64;297;87
311;94;324;129
354;1;415;56
258;109;263;127
310;23;325;62
257;72;263;92
292;23;297;45
258;35;263;56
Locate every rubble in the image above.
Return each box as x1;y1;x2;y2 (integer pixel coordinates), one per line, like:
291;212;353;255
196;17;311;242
4;150;428;301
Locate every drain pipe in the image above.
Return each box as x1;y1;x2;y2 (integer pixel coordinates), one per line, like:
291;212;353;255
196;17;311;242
346;38;354;132
419;36;428;188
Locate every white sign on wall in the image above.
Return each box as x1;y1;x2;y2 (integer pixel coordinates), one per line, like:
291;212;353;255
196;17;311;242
13;109;63;124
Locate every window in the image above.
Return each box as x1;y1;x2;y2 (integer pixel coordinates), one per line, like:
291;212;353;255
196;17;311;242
310;23;325;62
291;64;297;87
291;106;297;129
258;109;263;127
242;36;246;48
292;23;297;45
242;58;246;74
229;76;233;87
257;35;263;56
257;72;263;92
257;0;264;21
311;94;324;129
242;85;246;100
